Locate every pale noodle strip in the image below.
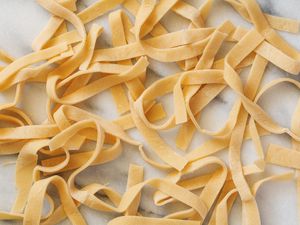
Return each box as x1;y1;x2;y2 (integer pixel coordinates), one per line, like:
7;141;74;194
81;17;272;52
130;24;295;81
110;10;145;100
23;176;87;225
2;107;33;125
178;0;215;70
0;125;59;140
46;118;207;218
266;144;300;169
125;164;144;216
12;139;51;213
109;10;131;115
45;30;81;48
123;0;213;71
215;189;237;225
232;27;300;75
78;0;125;24
50;57;148;104
32;0;77;51
207;180;236;225
225;0;300;33
154;160;264;209
175;53;256;150
34;0;123;51
172;1;204;26
130;98;188;171
1;47;73;89
252;172;294;195
79;25;103;70
174;31;228;124
91;30;214;63
174;21;238;150
155;157;227;220
0;48;14;64
42;122;269;177
0;43;68;91
224;30;268;225
53;20;68;37
108;216;199;225
41;139;122;174
291;93;300;222
212;172;294;225
240;0;300;62
142;0;179;38
32;17;65;51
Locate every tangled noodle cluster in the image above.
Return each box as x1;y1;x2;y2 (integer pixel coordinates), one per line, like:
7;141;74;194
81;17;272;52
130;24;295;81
0;0;300;224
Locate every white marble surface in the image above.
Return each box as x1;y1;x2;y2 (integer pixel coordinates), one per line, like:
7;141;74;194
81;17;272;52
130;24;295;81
0;0;300;225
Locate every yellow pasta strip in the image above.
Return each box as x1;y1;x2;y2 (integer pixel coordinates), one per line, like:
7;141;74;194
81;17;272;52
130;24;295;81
134;70;225;131
50;57;148;104
41;139;122;174
0;48;14;64
32;0;77;51
32;17;65;51
91;28;215;63
232;27;300;75
109;9;131;115
174;22;235;150
108;216;199;225
176;0;214;70
79;25;103;70
138;0;179;38
53;20;68;37
0;124;59;140
174;31;228;124
1;47;73;90
12;139;50;213
130;99;188;171
291;89;300;223
240;0;300;61
45;30;81;48
24;176;86;225
155;157;227;220
0;43;68;91
78;0;125;24
125;164;144;215
252;172;294;195
223;30;268;225
266;144;300;169
225;0;300;33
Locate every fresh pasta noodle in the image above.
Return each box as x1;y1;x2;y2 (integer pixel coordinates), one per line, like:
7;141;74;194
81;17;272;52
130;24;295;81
0;0;299;224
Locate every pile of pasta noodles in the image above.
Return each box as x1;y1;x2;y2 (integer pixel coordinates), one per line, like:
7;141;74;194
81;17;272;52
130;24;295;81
1;0;300;224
